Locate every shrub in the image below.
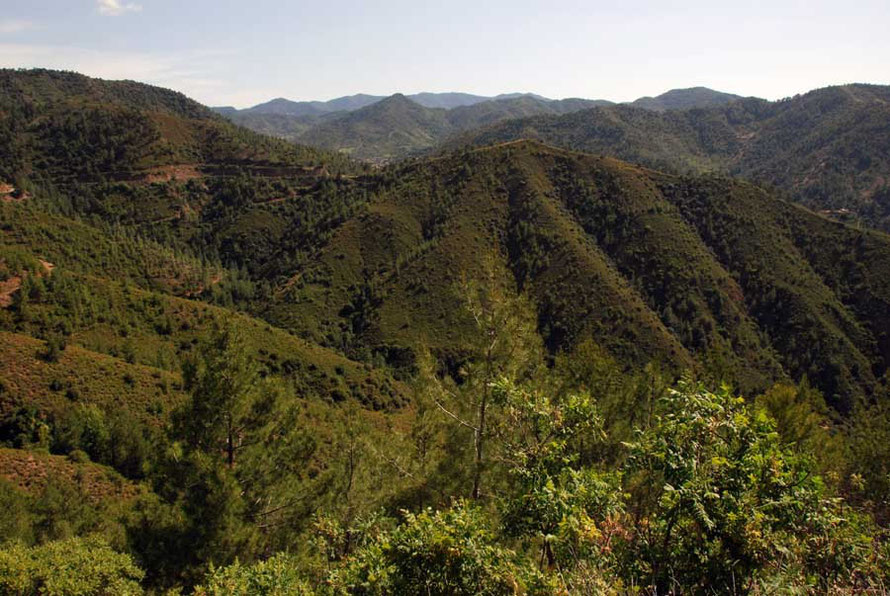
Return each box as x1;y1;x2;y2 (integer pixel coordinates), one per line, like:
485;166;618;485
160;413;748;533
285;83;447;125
68;449;90;464
622;380;887;593
329;503;541;595
194;553;312;595
0;536;144;595
39;334;66;363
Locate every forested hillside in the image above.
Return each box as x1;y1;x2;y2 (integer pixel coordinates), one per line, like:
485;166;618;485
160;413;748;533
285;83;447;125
450;84;890;232
267;140;890;414
629;86;743;111
2;71;890;594
0;69;359;190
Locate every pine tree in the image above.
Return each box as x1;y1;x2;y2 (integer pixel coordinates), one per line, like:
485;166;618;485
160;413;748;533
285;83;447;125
176;322;260;469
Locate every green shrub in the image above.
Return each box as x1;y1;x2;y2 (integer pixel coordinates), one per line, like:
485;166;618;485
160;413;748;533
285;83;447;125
329;503;541;595
67;449;90;464
0;536;144;595
39;334;66;363
194;553;312;595
622;380;886;593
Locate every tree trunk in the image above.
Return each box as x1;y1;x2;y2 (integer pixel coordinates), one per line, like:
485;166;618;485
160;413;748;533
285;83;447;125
226;415;235;469
472;333;495;500
472;394;487;500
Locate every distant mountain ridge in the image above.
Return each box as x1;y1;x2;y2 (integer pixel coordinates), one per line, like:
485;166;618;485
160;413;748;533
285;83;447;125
448;83;890;232
213;86;745;117
212;86;743;162
630;87;745;111
289;93;613;161
213;90;608;116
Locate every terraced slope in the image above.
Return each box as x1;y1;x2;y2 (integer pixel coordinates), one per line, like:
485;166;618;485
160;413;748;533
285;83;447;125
0;68;354;187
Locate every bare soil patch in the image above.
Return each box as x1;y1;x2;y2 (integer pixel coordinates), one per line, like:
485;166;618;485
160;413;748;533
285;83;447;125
0;260;53;307
142;164;203;184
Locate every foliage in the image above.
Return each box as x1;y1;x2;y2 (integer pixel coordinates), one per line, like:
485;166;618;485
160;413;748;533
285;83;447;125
623;380;885;593
845;399;890;522
0;536;144;595
327;503;540;595
494;378;625;592
195;553;313;595
175;323;264;468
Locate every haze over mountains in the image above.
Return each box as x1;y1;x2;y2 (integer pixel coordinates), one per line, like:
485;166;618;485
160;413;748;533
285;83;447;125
214;90;578;116
214;87;744;162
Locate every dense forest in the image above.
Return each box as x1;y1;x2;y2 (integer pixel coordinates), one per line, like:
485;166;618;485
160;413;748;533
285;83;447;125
1;70;890;594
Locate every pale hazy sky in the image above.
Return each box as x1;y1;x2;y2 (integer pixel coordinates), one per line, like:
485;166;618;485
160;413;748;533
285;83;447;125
1;0;888;108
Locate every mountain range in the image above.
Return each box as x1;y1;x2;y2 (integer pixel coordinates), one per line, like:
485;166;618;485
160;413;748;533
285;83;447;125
3;70;886;412
212;83;890;233
214;90;609;117
213;87;740;162
451;84;890;231
215;86;742;118
2;69;890;591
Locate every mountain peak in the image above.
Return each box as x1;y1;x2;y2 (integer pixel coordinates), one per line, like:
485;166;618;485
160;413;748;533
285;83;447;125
373;93;425;110
494;92;551;102
630;87;742;111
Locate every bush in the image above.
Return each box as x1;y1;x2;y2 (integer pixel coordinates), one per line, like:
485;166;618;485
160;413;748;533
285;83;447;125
0;536;144;595
0;407;50;449
622;380;887;593
67;449;90;464
0;479;32;545
39;334;66;363
194;553;312;595
329;503;541;595
53;405;110;464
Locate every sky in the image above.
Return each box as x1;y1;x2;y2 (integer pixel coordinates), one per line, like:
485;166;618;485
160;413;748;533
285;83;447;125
1;0;888;108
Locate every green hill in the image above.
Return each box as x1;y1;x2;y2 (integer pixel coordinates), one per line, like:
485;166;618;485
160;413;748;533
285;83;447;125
0;222;408;410
267;141;890;411
630;86;744;111
448;84;890;232
297;94;453;162
0;69;376;281
0;69;357;186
